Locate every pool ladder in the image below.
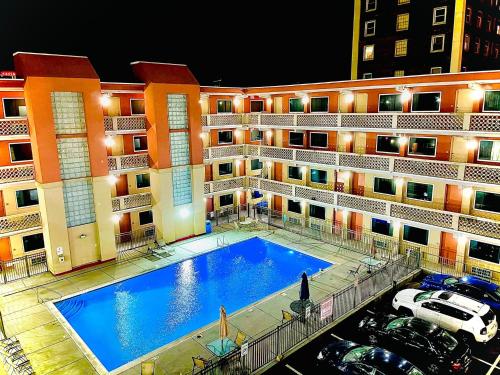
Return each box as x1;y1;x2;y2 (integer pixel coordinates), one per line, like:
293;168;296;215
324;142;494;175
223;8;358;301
216;235;229;248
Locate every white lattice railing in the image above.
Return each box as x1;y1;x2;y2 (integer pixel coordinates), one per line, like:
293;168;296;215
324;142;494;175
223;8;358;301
0;119;30;136
204;176;246;194
108;154;149;171
203;114;244;126
0;212;41;235
104;116;147;133
205;145;245;160
0;165;35;184
111;192;152;212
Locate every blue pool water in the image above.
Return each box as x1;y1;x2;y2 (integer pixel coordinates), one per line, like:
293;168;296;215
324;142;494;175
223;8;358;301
55;237;332;371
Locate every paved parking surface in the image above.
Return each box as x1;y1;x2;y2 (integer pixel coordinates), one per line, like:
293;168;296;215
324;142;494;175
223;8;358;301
266;283;500;375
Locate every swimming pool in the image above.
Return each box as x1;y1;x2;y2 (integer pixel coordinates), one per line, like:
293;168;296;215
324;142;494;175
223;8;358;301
54;237;332;372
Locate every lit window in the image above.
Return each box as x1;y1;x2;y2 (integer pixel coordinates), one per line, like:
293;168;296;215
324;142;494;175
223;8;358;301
465;7;472;24
363;73;373;79
250;129;263;141
394;70;405;77
398;0;410;4
484;40;491;57
365;20;376;37
363;45;375;61
394;39;408;57
430;67;442;74
464;34;471;51
474;37;481;54
433;7;447;25
477;11;483;29
487;15;493;32
396;13;410;31
366;0;377;12
431;34;445;52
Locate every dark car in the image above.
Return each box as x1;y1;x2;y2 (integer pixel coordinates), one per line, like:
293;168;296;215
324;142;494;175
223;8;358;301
420;274;500;312
358;314;471;374
316;339;425;375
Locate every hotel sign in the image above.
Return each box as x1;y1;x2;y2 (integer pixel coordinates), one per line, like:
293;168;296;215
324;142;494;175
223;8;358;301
0;71;16;78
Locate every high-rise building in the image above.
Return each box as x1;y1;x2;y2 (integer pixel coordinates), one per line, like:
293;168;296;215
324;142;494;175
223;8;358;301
351;0;500;79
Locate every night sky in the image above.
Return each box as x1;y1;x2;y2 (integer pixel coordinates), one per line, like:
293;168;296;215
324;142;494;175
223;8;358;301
0;1;354;86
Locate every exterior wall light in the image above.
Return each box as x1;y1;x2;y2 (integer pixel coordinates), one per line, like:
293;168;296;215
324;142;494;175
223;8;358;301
100;94;111;107
108;175;118;185
104;136;115;147
301;96;309;105
112;214;122;224
400;89;411;103
466;139;478;150
266;98;273;106
468;83;484;100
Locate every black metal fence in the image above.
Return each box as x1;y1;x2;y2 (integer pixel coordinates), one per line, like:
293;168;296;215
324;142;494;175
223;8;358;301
116;225;156;259
0;252;48;283
196;255;420;374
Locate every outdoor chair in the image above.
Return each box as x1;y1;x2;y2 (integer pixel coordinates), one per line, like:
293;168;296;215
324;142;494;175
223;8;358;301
233;221;240;230
141;361;155;375
234;330;247;347
192;356;210;374
281;310;293;323
347;264;361;277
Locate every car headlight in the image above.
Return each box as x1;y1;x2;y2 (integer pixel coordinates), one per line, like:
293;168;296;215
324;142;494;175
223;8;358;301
317;351;324;360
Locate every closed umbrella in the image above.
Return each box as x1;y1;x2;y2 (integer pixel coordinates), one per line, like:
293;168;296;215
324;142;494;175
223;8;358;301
299;272;310;302
0;310;5;339
219;305;228;351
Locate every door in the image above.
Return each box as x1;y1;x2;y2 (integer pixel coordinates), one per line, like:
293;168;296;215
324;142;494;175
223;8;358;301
456;89;475;113
438;305;462;332
115;175;129;196
439;232;457;264
107;97;121;116
417;301;441;324
273;97;282;114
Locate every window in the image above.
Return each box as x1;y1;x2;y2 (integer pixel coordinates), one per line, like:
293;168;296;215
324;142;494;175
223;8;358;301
288;199;302;214
218;130;233;144
130;99;145;115
289;132;304;146
484;40;491;57
289;98;304;113
474;191;500;213
365;20;376;36
9;143;33;162
250;100;264;113
374;177;396;195
218;162;233;176
394;70;405;77
310;97;329;112
372;218;393;236
469;240;500;264
433;7;447;25
379;94;403;112
251;159;263;170
487;15;493;32
133;136;147;152
310;169;327;184
464;34;471;51
430;67;442;74
22;233;44;252
407;181;433;201
363;45;375;61
136;173;150;188
403;225;429;245
477;11;483;29
217;100;232;113
431;35;445;52
478;140;500;161
408;137;437;156
250;129;263;141
396;14;410;31
465;7;472;24
310;132;328;148
398;0;410;4
363;73;373;79
220;194;233;207
376;135;400;154
16;189;39;208
366;0;376;11
411;92;441;112
288;166;303;180
309;204;325;220
3;98;26;118
474;37;481;54
484;91;500;111
139;210;153;225
394;39;408;56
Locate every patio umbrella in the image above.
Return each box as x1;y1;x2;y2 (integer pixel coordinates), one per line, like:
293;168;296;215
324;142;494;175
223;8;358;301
299;272;310;302
0;310;5;339
219;305;228;343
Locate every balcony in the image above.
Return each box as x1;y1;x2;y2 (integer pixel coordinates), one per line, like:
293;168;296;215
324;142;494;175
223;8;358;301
104;116;147;133
0;165;35;184
0;212;42;236
112;192;152;212
204;145;245;161
202;114;244;127
108;154;149;172
0;118;29;137
204;176;246;195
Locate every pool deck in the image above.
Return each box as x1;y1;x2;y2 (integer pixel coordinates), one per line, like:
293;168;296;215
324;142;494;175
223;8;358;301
0;225;374;375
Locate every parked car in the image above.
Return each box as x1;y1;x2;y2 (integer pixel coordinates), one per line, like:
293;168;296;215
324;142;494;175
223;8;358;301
393;289;497;343
316;340;425;375
420;274;500;312
358;314;471;374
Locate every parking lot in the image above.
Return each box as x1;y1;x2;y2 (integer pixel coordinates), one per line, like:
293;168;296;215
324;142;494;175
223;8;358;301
266;282;500;375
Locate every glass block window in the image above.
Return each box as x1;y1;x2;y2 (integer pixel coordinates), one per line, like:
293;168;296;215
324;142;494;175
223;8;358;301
172;166;192;206
167;94;188;129
51;92;86;134
57;138;91;179
170;132;191;166
63;179;96;227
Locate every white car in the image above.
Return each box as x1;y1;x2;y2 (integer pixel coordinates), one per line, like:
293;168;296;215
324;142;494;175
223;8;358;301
392;289;497;343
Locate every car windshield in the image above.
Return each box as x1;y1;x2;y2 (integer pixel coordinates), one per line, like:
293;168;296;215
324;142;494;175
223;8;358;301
408;368;425;375
385;317;407;331
414;291;433;302
343;346;372;363
444;277;459;285
434;331;458;352
490;288;500;302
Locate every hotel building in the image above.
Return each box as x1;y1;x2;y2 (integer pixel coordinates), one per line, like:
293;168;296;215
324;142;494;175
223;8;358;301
0;53;499;282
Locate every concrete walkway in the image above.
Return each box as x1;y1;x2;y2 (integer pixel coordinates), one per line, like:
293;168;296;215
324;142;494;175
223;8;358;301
0;224;370;375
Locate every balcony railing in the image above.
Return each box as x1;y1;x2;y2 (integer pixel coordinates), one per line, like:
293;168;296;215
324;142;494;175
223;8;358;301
204;145;245;160
104;116;147;133
202;113;500;133
108;154;149;171
0;165;35;184
0;118;29;137
0;212;42;235
204;176;246;195
111;192;152;212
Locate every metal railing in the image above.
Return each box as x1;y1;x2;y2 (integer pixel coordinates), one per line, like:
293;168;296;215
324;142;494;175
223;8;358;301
0;252;48;283
115;225;156;258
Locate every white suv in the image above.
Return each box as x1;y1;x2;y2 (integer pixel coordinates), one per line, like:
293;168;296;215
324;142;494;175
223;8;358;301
392;289;497;343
